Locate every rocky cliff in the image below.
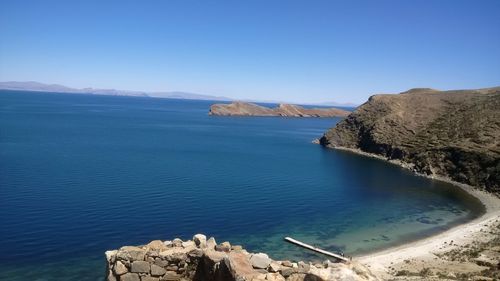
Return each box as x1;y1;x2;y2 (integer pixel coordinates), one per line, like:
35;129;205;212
209;102;351;117
320;87;500;193
105;235;378;281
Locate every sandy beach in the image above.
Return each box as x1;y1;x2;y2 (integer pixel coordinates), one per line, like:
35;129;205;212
359;189;499;278
338;146;500;279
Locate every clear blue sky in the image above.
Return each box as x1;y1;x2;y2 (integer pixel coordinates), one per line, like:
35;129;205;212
1;0;499;104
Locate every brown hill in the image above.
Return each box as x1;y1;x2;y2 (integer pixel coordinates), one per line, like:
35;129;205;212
320;87;500;193
209;102;351;117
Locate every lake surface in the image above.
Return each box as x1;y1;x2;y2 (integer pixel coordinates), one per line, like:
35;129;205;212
0;90;484;280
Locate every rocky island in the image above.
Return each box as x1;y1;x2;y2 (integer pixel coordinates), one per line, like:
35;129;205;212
320;87;500;193
209;102;351;118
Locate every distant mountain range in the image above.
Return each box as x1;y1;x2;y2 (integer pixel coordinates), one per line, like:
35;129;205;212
317;101;359;108
0;81;358;106
0;81;232;101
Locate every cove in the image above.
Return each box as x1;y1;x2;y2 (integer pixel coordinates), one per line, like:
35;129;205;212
0;91;484;281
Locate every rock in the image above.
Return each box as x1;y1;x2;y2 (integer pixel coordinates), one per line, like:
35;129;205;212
205;250;228;263
146;240;167;251
215;241;231;252
192;234;207;248
265;273;286;281
224;251;260;280
163;240;172;247
250;253;272;269
158;247;190;262
141;277;159;281
146;251;159;259
130;261;150;273
107;271;117;281
279;267;294;278
181;241;195;248
268;262;281;273
297;261;310;273
284;273;305;281
154;259;168;267
188;248;204;258
172;238;183;247
119;273;140;281
206;237;217;249
231;245;243;251
150;264;166;276
162;271;181;281
117;246;146;261
105;250;117;263
251;273;268;280
281;261;292;267
166;265;178;271
113;260;128;275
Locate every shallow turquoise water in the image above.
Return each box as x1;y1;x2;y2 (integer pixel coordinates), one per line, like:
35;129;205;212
0;90;483;280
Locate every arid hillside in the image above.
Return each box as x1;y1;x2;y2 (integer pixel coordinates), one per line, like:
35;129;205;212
320;87;500;193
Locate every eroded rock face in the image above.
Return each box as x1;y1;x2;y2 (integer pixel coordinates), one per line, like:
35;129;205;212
105;234;379;281
209;102;351;118
320;87;500;193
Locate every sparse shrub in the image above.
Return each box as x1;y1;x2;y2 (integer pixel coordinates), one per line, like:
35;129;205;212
395;270;411;276
419;267;432;277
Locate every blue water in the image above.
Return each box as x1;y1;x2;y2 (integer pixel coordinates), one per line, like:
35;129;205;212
0;91;483;280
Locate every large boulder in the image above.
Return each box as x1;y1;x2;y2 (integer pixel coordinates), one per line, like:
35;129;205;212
193;234;207;248
249;253;271;269
130;261;150;273
225;251;259;279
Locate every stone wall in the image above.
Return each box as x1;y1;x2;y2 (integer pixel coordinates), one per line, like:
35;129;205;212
105;234;379;281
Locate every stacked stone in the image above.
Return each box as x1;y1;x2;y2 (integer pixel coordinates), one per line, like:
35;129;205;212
105;236;204;281
105;234;379;281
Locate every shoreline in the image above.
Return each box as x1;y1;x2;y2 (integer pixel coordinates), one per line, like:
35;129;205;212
326;145;500;278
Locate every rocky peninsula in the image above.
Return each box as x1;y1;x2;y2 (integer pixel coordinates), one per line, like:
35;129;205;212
209;102;350;118
319;86;500;279
320;87;500;193
105;234;378;281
